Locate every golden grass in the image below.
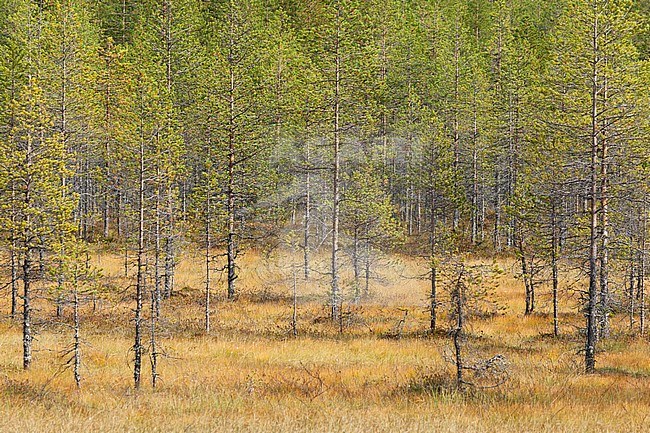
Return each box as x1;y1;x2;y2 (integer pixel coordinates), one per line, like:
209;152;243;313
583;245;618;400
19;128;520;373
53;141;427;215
1;249;649;432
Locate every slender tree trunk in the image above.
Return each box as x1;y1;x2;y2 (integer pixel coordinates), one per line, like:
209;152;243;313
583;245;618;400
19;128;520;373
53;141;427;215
150;168;160;388
120;0;127;44
330;4;342;321
452;265;465;390
471;82;479;245
628;262;635;331
9;49;18;320
598;61;610;339
639;204;647;337
471;146;478;245
416;192;422;235
478;174;485;242
430;192;438;333
150;286;158;388
205;181;212;333
291;262;298;337
227;32;237;300
133;113;146;389
56;244;64;318
38;244;45;279
303;171;311;280
528;253;536;313
163;142;175;301
494;171;501;251
11;246;18;319
452;22;460;232
518;236;533;315
21;121;34;370
585;19;599;372
303;136;311;280
364;241;371;298
163;191;175;299
123;243;128;277
10;184;18;319
551;203;560;337
22;246;32;370
406;186;413;236
116;190;122;238
102;132;111;239
154;169;162;318
353;229;360;301
73;265;81;389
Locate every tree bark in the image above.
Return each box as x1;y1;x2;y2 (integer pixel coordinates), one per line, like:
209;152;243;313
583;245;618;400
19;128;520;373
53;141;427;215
639;204;647;337
585;15;600;373
22;246;32;370
452;265;465;390
227;20;237;300
430;192;438;333
204;176;212;334
73;265;81;389
303;136;311;280
10;184;18;319
597;51;610;339
133;103;146;389
551;203;560;337
330;3;341;321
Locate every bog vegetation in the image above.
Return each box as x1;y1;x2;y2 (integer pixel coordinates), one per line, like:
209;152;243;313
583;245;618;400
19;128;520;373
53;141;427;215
1;0;650;431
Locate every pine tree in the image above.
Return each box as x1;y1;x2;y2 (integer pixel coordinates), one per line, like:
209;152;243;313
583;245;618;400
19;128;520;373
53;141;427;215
0;0;30;319
0;0;76;371
38;1;102;323
199;0;279;300
303;0;376;320
548;0;644;373
2;80;74;369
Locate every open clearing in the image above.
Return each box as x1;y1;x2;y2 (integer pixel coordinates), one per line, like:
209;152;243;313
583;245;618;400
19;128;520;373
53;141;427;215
1;251;649;433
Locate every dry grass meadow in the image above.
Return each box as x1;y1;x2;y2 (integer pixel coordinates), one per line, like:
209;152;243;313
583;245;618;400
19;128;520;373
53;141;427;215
1;249;649;432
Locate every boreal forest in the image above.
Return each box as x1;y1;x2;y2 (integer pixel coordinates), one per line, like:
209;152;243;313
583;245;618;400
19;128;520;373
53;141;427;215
1;0;650;432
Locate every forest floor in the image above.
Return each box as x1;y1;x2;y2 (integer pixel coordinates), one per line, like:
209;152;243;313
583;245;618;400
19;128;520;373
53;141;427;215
0;250;649;432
